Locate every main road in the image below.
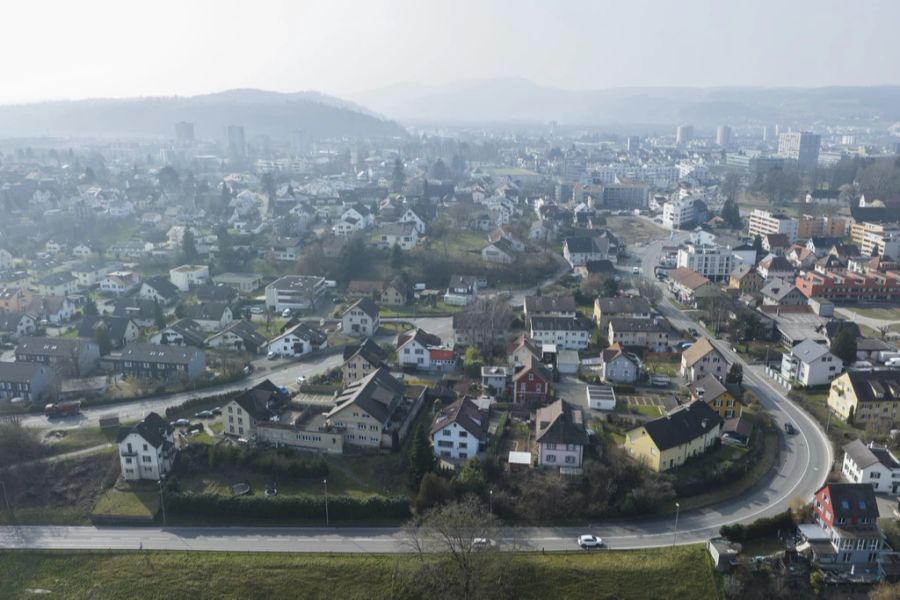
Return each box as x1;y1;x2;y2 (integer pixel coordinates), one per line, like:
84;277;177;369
0;235;832;553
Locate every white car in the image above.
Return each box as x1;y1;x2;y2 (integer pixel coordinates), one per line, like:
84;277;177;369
472;538;498;550
281;308;292;318
578;534;604;549
296;375;306;384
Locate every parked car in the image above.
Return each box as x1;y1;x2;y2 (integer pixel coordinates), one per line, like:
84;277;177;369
281;308;292;318
195;410;214;419
249;306;265;315
211;407;223;416
267;351;280;360
296;375;306;384
472;538;498;550
578;534;604;549
172;418;191;428
689;328;700;337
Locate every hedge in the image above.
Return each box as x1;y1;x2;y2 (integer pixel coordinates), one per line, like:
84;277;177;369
720;510;795;543
165;491;411;521
180;444;329;479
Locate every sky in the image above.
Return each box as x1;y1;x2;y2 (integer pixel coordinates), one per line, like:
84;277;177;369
2;0;899;104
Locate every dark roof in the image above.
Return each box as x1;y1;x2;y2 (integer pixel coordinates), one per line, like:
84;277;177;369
0;361;47;383
608;317;672;333
512;354;552;383
760;255;794;271
16;336;94;358
530;315;592;332
764;233;790;247
565;235;606;254
525;295;577;315
842;439;883;470
809;236;842;248
214;320;268;349
37;271;75;286
536;399;589;446
722;416;753;439
843;370;900;405
78;315;134;342
582;260;617;274
0;311;31;332
232;379;286;421
193;284;237;303
113;299;158;319
820;482;879;521
142;276;180;299
328;367;406;423
596;296;653;315
345;297;379;319
431;397;487;440
159;319;206;347
397;328;443;350
116;412;172;447
641;401;722;451
279;322;327;345
343;337;388;365
184;302;231;322
114;342;202;365
823;320;861;340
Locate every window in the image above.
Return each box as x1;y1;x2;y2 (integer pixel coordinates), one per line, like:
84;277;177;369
142;456;151;463
565;456;576;464
546;454;556;463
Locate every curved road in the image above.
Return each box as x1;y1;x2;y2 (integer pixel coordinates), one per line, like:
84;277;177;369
0;239;833;552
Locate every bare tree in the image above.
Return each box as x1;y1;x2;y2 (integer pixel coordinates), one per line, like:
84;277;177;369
403;496;518;600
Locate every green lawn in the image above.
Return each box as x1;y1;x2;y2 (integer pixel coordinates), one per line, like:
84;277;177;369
841;306;900;321
379;301;464;317
633;404;663;418
41;424;123;458
789;390;863;450
606;215;668;244
0;545;717;600
92;488;160;520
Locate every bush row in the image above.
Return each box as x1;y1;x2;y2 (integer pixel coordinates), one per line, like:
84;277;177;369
180;444;329;479
164;390;242;419
720;510;795;543
165;491;411;521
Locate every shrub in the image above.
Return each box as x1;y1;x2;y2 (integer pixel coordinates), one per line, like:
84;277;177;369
165;491;411;521
720;509;794;543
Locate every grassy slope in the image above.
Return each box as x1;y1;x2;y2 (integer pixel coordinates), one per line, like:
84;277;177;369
0;546;717;600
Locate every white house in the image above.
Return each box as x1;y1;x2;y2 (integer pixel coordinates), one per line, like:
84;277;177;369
169;264;210;292
481;238;517;264
481;366;509;394
563;235;609;268
138;277;180;305
341;297;380;337
780;338;841;387
99;271;141;296
266;322;328;357
430;397;487;461
116;412;176;482
842;439;900;495
397;328;444;370
341;204;374;229
529;316;592;350
265;275;327;313
444;275;479;306
375;223;418;250
398;208;427;234
599;343;639;384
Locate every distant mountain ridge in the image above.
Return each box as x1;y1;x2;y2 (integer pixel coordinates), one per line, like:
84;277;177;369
0;89;405;140
351;78;900;128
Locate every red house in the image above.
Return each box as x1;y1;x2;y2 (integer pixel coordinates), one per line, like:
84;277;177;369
810;483;885;564
513;355;552;406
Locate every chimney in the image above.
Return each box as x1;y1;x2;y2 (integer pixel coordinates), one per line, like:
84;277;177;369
701;418;708;428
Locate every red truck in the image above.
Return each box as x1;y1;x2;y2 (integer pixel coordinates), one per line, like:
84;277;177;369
44;401;81;418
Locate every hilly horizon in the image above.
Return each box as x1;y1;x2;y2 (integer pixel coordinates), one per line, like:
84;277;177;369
351;78;900;129
0;89;406;141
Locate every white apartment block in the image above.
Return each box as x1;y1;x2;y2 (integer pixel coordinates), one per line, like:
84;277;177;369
676;243;735;282
169;264;210;292
662;196;697;230
842;439;900;495
748;209;799;243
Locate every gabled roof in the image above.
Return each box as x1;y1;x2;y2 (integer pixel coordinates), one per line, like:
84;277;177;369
689;373;728;402
212;320;267;349
512;354;552;383
506;334;541;357
640;401;722;451
530;316;592;332
397;328;443;350
818;482;879;521
525;294;576;315
343;338;388;365
608;317;672;333
344;297;379;320
596;296;653;315
681;338;722;367
668;267;711;290
327;367;406;423
114;342;201;365
273;322;327;346
761;279;802;302
0;361;47;383
564;235;607;254
789;338;831;363
185;302;231;322
759;254;794;272
141;276;180;298
159;319;206;347
232;379;286;421
78;315;135;342
431;397;487;440
0;311;32;331
729;263;758;280
536;399;588;446
116;412;172;448
16;336;94;358
842;370;900;405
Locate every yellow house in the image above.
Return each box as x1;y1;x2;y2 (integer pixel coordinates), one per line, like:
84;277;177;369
688;374;741;419
728;264;764;295
625;401;723;472
828;371;900;424
341;338;388;387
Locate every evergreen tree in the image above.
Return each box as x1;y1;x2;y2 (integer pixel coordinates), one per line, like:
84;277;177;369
752;234;764;260
153;298;166;329
391;158;406;193
390;243;403;269
216;225;236;271
220;182;232;209
82;300;98;317
830;329;858;364
721;199;742;229
181;229;199;263
407;422;435;490
726;362;744;386
94;323;112;356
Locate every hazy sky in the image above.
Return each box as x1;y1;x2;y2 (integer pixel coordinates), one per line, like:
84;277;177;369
3;0;898;104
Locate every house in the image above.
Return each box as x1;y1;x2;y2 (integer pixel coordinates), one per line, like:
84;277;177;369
138;277;180;305
206;320;268;354
721;417;753;446
116;412;176;482
375;222;418;250
780;339;841;387
761;279;807;307
688;374;741;419
524;295;577;319
762;233;791;256
0;312;36;338
108;343;207;382
398;208;427;234
599;343;639;384
786;245;818;269
563;235;610;267
757;255;795;282
24;295;76;325
270;237;303;261
512;355;552;406
507;335;542;370
444;275;479;306
607;317;673;352
593;296;653;333
810;483;886;564
481;238;517;264
151;319;207;348
183;302;233;333
267;322;328;357
624;401;723;472
0;248;14;269
680;338;728;382
397;328;446;371
452;306;513;348
586;384;617;410
575;259;617;279
728;264;764;295
431;397;488;461
529;316;592;350
342;297;380;337
828;370;900;425
668;267;717;306
193;284;238;305
71;261;113;288
842;439;900;495
325;368;425;449
381;277;409;306
264;275;327;313
107;240;151;260
535;399;589;469
36;272;78;297
341;204;374;229
168;264;210;292
481;366;509;394
0;362;54;402
99;271;141;296
211;272;263;293
16;337;100;377
223;380;288;439
0;288;31;312
113;299;159;328
342;338;388;386
77;315;140;350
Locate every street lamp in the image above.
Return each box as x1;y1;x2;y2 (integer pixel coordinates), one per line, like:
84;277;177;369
673;502;680;546
323;479;329;527
489;489;493;515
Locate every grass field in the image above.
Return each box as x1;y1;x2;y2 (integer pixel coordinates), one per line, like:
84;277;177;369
606;215;668;244
92;489;160;520
839;306;900;321
0;546;717;600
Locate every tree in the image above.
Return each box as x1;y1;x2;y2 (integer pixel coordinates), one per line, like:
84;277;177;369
82;300;98;317
430;158;452;181
407;422;435;490
726;362;744;386
157;165;179;191
153;298;166;329
463;346;484;379
601;276;619;298
180;229;199;264
830;329;857;364
637;278;663;306
404;496;512;600
720;172;741;202
220;182;233;210
752;234;763;260
720;198;742;229
415;472;451;513
93;323;112;356
391;158;406;193
390;243;403;269
260;171;276;202
216;225;237;271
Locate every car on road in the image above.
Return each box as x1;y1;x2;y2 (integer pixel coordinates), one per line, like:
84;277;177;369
267;351;280;360
296;375;306;384
472;538;498;550
578;534;604;549
172;418;191;428
194;410;214;419
249;306;265;315
784;422;798;435
281;308;292;318
689;328;700;337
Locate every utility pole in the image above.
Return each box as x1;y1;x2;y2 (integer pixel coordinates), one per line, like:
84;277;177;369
673;502;680;546
0;480;11;516
489;489;493;515
324;479;329;527
158;479;167;526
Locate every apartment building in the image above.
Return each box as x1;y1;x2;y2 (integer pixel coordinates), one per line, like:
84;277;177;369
676;243;735;282
748;209;799;243
264;275;328;312
795;269;900;303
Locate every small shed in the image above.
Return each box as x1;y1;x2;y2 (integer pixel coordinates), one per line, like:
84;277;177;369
707;537;742;572
587;384;616;411
557;350;580;375
508;451;533;470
